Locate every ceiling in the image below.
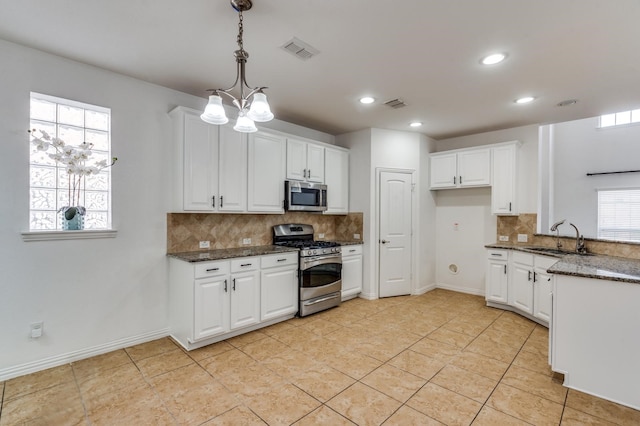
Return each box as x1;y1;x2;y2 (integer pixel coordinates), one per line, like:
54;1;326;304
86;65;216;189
1;0;639;140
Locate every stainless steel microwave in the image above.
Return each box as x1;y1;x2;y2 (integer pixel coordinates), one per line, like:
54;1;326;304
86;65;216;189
285;181;327;212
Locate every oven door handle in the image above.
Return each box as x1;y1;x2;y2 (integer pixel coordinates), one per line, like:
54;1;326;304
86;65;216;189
303;293;340;306
301;255;342;269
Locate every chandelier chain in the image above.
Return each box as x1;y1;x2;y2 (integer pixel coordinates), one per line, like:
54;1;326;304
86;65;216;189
237;11;244;52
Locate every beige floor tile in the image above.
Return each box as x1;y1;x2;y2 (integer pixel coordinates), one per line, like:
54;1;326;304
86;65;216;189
410;337;461;362
124;337;179;362
78;361;146;400
406;382;482;426
260;320;297;336
327;382;402;426
427;327;476;348
330;349;382;380
397;317;440;336
472;406;530;425
299;318;343;336
479;327;528;348
512;348;553;376
486;383;564;425
151;363;215;396
361;364;426;403
449;351;510;381
442;317;488;337
225;330;268;348
0;381;85;425
382;405;444;425
502;364;568;404
161;380;239;424
4;363;75;401
135;347;194;378
430;365;498;403
239;336;288;361
388;349;446;380
464;334;520;363
72;349;133;381
292;364;355;402
294;405;356;425
186;340;234;362
203;405;267;425
217;363;286;400
520;333;549;356
246;383;321;426
561;406;618;425
200;348;258;377
260;349;320;379
565;389;640;424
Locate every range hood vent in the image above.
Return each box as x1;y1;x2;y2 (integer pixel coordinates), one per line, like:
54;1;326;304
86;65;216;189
281;37;320;61
384;98;407;109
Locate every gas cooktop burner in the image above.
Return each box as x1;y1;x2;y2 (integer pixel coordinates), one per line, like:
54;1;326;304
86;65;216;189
272;223;342;257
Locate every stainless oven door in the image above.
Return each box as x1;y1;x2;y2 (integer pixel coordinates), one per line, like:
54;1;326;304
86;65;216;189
300;254;342;300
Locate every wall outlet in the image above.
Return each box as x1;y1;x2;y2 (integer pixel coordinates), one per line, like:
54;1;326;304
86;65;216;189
499;235;509;242
199;241;210;249
242;238;251;245
353;233;361;240
318;233;325;239
517;234;528;243
30;321;43;339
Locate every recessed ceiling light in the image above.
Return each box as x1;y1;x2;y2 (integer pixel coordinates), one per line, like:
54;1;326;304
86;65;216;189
359;97;375;104
515;96;536;104
409;121;423;128
481;53;507;65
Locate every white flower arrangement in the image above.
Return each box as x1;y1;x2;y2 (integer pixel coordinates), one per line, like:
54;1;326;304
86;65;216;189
29;129;117;217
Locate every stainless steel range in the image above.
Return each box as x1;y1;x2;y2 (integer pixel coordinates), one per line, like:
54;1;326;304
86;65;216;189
273;224;342;317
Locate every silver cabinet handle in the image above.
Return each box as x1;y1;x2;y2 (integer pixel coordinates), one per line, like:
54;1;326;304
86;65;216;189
349;249;356;253
504;265;507;274
212;196;215;207
224;279;228;292
453;176;456;184
528;270;532;281
240;263;252;267
220;196;223;208
232;278;236;291
491;253;503;257
277;258;287;262
380;240;389;244
206;267;219;272
459;176;462;184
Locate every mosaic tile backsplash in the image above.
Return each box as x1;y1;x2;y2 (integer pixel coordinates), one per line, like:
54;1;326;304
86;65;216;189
167;212;364;253
497;213;640;259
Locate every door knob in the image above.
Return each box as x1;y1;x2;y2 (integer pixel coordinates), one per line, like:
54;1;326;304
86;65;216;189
380;239;389;244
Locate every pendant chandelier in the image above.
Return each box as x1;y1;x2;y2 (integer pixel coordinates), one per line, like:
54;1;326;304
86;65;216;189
200;0;273;133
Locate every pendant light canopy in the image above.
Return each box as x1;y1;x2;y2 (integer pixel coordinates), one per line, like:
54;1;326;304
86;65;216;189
200;0;273;132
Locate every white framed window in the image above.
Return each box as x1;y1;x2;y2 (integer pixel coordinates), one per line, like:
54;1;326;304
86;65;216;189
599;109;640;128
29;93;113;231
597;188;640;242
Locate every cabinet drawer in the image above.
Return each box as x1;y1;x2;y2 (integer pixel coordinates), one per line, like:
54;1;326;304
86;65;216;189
261;253;298;269
487;249;508;260
342;245;363;257
231;256;260;273
194;261;230;279
512;251;534;265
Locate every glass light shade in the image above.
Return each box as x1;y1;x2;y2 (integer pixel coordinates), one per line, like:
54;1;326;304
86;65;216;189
246;92;274;122
201;95;229;125
233;111;258;133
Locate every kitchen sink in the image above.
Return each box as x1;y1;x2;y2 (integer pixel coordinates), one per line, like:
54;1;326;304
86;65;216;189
524;247;593;256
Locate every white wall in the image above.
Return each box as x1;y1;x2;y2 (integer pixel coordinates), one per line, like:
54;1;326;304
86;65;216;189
0;39;333;380
433;125;539;294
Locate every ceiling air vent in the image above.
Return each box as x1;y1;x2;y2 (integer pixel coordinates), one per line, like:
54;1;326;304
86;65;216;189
281;37;320;61
384;99;407;109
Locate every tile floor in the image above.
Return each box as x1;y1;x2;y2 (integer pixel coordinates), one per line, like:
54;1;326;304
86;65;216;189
2;289;640;425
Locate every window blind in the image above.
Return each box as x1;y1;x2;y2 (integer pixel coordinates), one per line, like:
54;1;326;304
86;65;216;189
597;189;640;242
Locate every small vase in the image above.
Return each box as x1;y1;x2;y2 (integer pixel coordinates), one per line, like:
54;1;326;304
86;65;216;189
60;206;85;230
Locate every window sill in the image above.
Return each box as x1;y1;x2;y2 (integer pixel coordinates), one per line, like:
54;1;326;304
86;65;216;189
21;229;118;242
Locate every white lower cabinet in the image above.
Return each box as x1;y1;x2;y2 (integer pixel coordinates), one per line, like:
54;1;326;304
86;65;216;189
169;252;298;350
341;245;363;300
260;253;298;321
485;249;556;326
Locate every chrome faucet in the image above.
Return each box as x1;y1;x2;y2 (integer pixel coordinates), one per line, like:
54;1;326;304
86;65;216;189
550;219;566;250
569;222;587;254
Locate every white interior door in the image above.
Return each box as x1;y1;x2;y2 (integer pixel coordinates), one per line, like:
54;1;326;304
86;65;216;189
379;170;413;298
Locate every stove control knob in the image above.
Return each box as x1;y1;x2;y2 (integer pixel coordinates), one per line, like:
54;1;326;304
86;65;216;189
310;249;317;256
332;247;339;253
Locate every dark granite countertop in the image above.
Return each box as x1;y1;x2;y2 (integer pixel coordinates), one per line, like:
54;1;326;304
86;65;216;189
168;245;299;263
486;243;640;284
335;240;364;246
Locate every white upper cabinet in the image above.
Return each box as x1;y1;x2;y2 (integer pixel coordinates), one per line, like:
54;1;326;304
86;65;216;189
218;124;247;212
429;149;490;189
491;142;519;215
286;138;325;183
248;131;286;213
324;147;349;214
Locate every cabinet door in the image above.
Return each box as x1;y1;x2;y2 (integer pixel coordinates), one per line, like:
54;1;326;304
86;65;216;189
230;270;260;330
286;138;307;181
492;144;517;215
486;260;508;303
341;254;363;299
306;144;325;183
218;124;247;212
458;149;491;187
194;276;229;340
533;269;553;322
261;267;298;321
248;132;286;213
324;148;349;214
510;263;534;314
183;114;218;211
430;153;457;188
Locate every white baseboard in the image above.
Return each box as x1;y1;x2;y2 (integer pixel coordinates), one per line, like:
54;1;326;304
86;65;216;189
413;283;437;295
0;328;169;381
359;291;377;300
435;283;484;297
